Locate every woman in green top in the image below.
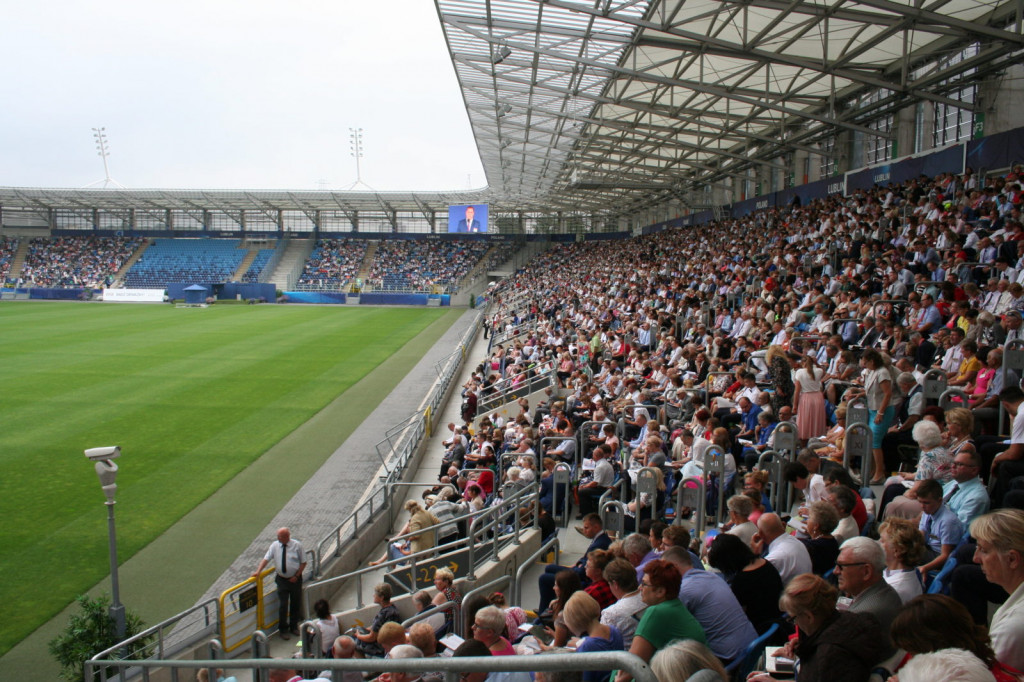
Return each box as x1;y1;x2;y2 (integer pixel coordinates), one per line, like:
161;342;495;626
614;559;706;682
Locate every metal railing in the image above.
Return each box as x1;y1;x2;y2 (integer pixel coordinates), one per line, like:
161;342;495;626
304;483;540;612
512;535;560;606
85;651;660;682
311;313;480;577
88;598;220;681
478;366;555;414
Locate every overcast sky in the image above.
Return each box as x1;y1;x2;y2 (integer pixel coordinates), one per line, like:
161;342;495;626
0;0;486;191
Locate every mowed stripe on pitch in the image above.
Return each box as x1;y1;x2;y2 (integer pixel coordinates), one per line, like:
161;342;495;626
0;302;448;654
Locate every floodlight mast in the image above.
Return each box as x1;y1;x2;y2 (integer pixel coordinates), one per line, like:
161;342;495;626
345;127;374;191
84;127;127;189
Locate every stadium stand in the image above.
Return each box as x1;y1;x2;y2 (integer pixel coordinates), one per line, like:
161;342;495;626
19;236;142;288
0;236;18;283
233;165;1021;682
367;239;490;291
296;238;369;289
123;238;246;288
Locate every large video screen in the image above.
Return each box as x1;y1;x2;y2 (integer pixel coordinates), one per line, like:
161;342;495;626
447;204;488;233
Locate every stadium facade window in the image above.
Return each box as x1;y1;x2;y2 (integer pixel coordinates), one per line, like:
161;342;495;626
852;89;894;166
207;210;241;232
170;210;204;232
244;211;279;234
282;210;315;233
54;209;93;231
394;212;433;234
356;211;393;233
819;137;837;178
98;211;131;232
135;211;168;231
927;44;979;148
319;211;355;233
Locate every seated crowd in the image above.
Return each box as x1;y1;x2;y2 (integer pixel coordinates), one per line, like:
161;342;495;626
367;239;490;291
17;236;142;288
297;238;369;289
286;167;1024;682
293;508;1023;682
0;236;18;282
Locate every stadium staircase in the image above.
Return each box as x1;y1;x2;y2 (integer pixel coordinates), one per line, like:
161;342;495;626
7;239;30;281
354;240;378;289
460;244;497;285
268;239;314;291
109;239;150;287
231;249;259;281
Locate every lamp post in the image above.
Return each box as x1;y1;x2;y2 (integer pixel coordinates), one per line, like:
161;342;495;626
85;446;125;640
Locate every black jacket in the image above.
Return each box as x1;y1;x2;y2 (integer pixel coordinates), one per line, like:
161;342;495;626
794;610;888;682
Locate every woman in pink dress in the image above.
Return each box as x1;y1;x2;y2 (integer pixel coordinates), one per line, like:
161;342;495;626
792;352;826;444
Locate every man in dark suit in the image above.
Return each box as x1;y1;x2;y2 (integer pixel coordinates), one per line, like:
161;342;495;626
456;205;482;232
535;513;610;611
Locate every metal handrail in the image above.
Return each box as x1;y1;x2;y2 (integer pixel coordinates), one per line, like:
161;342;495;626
305;484;540;610
512;535;560;606
478;366;555;414
89;598;220;669
86;651;660;682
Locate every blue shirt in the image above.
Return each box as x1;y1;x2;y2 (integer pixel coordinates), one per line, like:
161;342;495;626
919;503;964;553
678;568;758;661
942;477;991;528
740;404;762;434
576;625;625;682
918;305;943;334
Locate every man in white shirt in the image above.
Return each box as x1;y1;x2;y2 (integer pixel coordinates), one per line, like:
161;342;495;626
751;513;813;584
253;527;306;640
600;557;647;647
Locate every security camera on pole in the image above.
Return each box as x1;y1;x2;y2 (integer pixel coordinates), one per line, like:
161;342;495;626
85;445;126;640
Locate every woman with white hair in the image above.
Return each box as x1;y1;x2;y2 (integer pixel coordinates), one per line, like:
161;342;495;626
471;605;516;656
881;419;952;521
899;649;997;682
650;640;727;682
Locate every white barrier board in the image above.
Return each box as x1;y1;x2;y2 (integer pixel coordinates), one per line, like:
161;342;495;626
102;288;164;303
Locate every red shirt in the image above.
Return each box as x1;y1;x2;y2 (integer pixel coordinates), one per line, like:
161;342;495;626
584;579;617;610
852;493;867;531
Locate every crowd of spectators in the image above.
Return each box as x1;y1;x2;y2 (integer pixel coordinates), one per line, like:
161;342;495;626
367;239;490;291
297;239;369;289
0;236;18;283
386;166;1024;681
20;236;143;288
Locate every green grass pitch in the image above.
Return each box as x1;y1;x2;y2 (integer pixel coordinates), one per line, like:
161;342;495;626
0;301;450;655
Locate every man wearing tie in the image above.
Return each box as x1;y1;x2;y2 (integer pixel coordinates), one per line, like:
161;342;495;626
253;527;306;639
942;445;991;528
456;205;482;232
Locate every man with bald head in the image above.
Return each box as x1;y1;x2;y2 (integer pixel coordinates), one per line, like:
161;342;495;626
750;513;812;584
330;636;365;682
253;527;306;640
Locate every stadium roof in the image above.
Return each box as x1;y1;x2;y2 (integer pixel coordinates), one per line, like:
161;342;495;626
0;187;490;225
1;0;1021;225
436;0;1024;214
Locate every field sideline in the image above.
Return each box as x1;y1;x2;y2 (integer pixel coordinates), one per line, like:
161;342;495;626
0;301;452;656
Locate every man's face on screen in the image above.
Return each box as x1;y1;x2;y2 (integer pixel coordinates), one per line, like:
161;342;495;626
466;206;475;223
